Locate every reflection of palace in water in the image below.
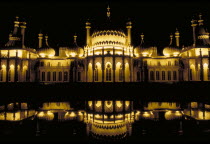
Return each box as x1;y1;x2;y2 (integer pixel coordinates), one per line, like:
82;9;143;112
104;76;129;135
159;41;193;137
1;6;210;83
0;100;210;140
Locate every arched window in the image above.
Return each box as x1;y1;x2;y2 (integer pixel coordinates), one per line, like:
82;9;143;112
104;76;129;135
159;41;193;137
0;70;3;81
168;61;171;66
106;64;111;81
78;72;81;81
175;60;178;66
157;61;161;66
156;71;160;80
189;69;193;80
53;72;56;81
47;72;51;81
25;70;29;81
150;71;154;80
137;71;140;81
42;72;45;81
119;65;123;81
94;65;98;81
173;71;177;80
58;62;61;67
8;70;12;81
47;62;50;67
162;71;165;80
58;72;62;81
64;71;68;81
168;71;171;80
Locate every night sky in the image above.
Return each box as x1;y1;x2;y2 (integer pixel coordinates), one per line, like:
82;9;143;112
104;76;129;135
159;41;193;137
0;0;210;55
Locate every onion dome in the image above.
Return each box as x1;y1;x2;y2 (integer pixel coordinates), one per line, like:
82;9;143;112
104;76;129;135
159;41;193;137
196;13;210;48
163;34;180;57
37;35;55;58
134;33;155;57
66;35;84;57
5;16;26;48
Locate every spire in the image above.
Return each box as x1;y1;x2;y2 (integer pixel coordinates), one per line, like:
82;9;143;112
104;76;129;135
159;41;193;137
45;34;49;47
169;33;173;46
140;33;144;45
74;34;77;44
175;28;180;47
198;13;204;26
107;5;110;19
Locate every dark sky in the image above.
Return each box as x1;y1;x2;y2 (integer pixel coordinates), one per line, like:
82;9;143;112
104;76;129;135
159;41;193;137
0;0;210;55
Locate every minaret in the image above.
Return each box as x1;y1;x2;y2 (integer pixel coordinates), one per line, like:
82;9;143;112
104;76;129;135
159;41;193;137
169;33;173;46
45;35;49;47
20;21;27;48
126;20;132;45
175;28;180;47
38;31;43;48
191;18;197;47
13;16;20;34
85;20;91;46
198;13;204;26
140;33;144;45
107;5;111;19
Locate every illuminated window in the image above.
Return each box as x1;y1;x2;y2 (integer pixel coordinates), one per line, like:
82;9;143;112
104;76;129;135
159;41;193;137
25;70;29;81
168;71;171;80
162;71;165;80
53;72;56;81
143;61;147;66
137;71;140;81
64;71;68;81
47;62;50;67
119;65;123;81
106;64;111;81
47;72;51;81
150;71;154;80
0;70;3;81
42;72;45;81
8;70;11;81
40;62;44;67
78;72;81;81
173;71;177;80
94;65;98;81
16;70;19;81
168;61;171;66
156;71;160;80
175;60;178;66
58;62;61;67
157;61;161;66
58;72;62;81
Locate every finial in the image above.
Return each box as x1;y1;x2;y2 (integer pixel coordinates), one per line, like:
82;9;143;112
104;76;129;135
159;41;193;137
169;33;173;45
74;34;77;43
199;13;202;20
107;5;110;18
175;28;180;35
141;33;144;40
16;16;19;21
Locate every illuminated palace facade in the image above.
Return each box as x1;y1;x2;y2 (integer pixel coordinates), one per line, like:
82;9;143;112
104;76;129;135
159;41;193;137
0;8;210;83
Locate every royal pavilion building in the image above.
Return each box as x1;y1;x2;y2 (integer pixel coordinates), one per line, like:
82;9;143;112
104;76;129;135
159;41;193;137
0;6;210;83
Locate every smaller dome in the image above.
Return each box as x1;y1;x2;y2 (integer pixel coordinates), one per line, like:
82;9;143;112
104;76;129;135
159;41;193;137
163;34;180;57
37;35;55;58
66;35;84;57
163;47;180;57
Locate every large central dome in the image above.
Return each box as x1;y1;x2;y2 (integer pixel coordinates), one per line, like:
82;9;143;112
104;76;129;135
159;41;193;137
91;30;126;46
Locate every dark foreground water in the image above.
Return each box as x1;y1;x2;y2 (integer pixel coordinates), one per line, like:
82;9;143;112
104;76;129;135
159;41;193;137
0;99;209;144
